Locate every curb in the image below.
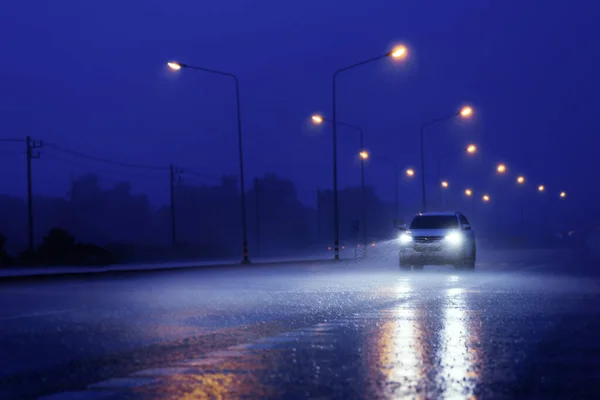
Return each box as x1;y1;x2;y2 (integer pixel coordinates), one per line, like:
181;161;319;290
0;258;337;284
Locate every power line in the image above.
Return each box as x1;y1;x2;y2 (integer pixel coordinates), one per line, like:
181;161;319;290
44;142;168;171
184;168;228;183
0;138;24;143
44;153;167;180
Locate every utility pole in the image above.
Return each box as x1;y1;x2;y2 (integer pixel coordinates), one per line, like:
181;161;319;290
254;178;260;258
394;165;399;226
169;164;183;247
316;189;321;244
26;136;43;254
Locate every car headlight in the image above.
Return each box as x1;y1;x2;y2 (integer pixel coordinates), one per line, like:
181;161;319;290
445;231;463;245
399;233;412;244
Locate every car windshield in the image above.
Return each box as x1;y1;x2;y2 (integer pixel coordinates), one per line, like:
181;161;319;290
410;215;459;229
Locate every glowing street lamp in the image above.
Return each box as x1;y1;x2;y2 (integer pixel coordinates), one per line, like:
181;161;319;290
390;45;408;59
560;191;567;198
420;105;475;211
441;181;449;188
330;45;409;260
517;176;525;184
311;114;324;124
465;188;473;197
538;185;545;192
466;144;477;154
406;168;415;177
482;194;490;202
166;59;249;263
311;113;367;254
459;106;474;118
167;61;182;71
497;163;507;174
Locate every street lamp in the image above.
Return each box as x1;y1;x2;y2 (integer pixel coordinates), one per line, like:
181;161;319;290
466;144;477;154
538;185;545;192
482;194;490;202
311;114;369;256
311;114;324;124
375;157;406;230
560;191;566;198
496;163;507;174
330;45;408;260
441;181;449;188
167;60;250;264
517;175;525;184
465;188;473;197
420;105;474;211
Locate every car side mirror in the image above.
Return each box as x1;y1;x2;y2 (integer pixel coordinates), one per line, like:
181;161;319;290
462;224;472;231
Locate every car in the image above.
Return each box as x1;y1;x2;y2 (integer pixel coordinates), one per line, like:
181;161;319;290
398;212;476;271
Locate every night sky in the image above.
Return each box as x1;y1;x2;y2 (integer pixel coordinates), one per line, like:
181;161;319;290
1;0;597;220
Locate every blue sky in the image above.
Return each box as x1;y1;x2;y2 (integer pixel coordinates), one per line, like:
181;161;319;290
0;0;597;219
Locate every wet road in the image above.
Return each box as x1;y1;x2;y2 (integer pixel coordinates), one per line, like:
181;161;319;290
1;249;600;399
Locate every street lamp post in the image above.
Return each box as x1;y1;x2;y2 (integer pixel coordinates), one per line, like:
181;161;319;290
419;106;473;212
377;156;406;228
516;175;525;226
439;180;449;209
312;115;369;256
330;45;407;261
168;61;250;264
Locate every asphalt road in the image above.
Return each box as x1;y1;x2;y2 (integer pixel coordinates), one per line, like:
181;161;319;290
1;248;599;399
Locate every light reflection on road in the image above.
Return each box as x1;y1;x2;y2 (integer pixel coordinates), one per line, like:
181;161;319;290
368;278;430;398
437;285;482;399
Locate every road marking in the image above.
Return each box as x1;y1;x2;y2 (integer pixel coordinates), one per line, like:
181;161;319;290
0;309;73;321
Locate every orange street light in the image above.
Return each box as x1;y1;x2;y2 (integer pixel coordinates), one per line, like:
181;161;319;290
482;194;490;202
466;144;477;154
406;168;415;177
560;191;567;198
331;45;410;260
465;189;473;197
390;45;408;59
517;176;525;184
167;62;182;71
441;181;449;188
165;60;249;263
359;150;369;160
538;185;545;192
311;114;324;124
496;163;507;174
459;106;473;118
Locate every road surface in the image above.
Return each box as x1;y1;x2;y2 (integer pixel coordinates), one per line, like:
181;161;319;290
1;249;599;399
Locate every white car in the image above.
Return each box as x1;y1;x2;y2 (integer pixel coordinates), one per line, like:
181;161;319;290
398;212;476;270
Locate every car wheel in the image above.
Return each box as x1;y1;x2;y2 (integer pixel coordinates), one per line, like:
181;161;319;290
465;243;476;270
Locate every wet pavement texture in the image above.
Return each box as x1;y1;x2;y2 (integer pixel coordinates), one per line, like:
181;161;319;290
1;252;600;399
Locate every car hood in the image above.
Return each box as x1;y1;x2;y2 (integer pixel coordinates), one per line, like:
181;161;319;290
409;228;457;237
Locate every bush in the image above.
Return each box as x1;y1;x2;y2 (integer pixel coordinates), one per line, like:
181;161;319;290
15;227;115;266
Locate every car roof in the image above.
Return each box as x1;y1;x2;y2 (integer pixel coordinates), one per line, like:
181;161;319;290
415;212;459;217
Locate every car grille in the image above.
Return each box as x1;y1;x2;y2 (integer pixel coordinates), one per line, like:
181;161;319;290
412;236;444;243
